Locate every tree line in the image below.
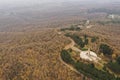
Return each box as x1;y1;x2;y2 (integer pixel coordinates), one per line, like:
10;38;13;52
61;50;120;80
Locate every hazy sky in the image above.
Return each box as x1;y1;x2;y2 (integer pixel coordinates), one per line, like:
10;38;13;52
0;0;119;10
0;0;116;6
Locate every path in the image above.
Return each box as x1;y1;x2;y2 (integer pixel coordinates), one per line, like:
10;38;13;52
59;37;82;74
59;53;81;75
64;37;81;52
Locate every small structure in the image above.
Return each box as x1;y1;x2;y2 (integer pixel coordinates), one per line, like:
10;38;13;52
58;32;62;35
86;20;90;25
80;48;101;62
108;14;115;19
86;25;93;29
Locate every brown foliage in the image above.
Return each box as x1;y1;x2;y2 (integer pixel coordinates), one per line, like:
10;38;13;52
0;29;83;80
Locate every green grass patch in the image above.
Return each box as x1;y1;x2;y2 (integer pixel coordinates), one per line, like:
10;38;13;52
107;62;120;74
81;48;88;51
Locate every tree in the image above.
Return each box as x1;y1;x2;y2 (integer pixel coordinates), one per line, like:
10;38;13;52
117;56;120;64
68;48;72;52
61;50;74;64
84;35;87;39
69;34;85;48
90;63;95;68
99;44;113;55
107;61;120;74
91;37;97;43
84;38;88;45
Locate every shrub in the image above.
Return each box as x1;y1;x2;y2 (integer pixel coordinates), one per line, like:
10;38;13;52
91;37;98;43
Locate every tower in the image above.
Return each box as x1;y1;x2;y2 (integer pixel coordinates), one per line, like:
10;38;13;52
88;48;90;55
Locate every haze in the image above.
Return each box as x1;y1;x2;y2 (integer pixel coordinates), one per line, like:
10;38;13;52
0;0;120;31
1;0;118;9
